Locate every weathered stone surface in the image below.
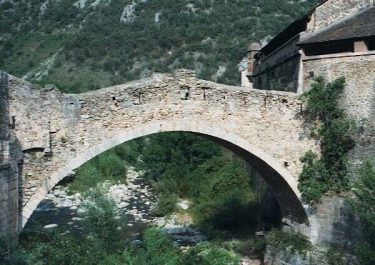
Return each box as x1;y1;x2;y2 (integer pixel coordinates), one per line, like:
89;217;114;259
303;54;375;121
0;71;22;237
6;69;319;231
308;196;363;249
303;52;375;193
307;0;374;33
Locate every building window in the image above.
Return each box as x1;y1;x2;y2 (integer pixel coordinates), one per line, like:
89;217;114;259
366;37;375;51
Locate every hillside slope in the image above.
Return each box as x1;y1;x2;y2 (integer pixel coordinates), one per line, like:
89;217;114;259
0;0;318;93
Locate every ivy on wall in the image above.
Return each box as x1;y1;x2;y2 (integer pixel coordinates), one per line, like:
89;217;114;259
298;77;356;204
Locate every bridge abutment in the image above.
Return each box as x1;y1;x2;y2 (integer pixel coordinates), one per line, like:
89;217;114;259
0;72;22;237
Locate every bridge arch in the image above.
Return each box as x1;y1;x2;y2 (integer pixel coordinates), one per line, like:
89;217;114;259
21;119;308;229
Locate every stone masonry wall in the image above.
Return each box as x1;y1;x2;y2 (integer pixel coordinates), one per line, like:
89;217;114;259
7;70;319;230
303;54;375;121
268;53;375;265
303;53;375;179
0;72;20;237
253;36;301;92
306;0;374;33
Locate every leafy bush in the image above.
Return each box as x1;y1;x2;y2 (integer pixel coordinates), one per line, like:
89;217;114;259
20;190;127;265
151;193;178;217
26;232;99;265
114;140;142;166
68;162;102;193
80;187;125;250
349;161;375;265
354;244;375;265
141;228;180;265
299;77;356;204
122;228;180;265
95;150;126;179
182;242;240;265
0;236;30;265
138;132;277;237
188;157;262;237
68;142;143;193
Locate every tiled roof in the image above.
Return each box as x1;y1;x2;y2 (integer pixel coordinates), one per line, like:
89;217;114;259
299;7;375;44
256;0;328;57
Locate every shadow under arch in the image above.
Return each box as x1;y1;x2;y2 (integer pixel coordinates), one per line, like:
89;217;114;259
21;119;308;230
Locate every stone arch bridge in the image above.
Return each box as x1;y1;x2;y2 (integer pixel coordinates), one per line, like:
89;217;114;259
2;70;318;234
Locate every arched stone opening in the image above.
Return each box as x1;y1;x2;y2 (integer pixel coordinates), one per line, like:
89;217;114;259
20;120;308;230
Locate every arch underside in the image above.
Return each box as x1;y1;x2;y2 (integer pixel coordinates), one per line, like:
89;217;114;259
21;119;308;230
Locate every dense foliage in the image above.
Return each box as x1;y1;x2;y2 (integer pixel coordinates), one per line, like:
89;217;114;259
0;0;318;92
137;132;280;237
266;229;312;256
2;190;240;265
298;77;356;204
68;140;141;193
46;132;279;262
349;162;375;265
0;236;29;265
64;131;278;238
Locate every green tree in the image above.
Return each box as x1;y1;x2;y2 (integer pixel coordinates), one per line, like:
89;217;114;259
80;188;125;251
350;162;375;264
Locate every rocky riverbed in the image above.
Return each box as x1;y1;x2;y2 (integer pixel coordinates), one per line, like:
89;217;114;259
24;168;206;243
23;168;260;264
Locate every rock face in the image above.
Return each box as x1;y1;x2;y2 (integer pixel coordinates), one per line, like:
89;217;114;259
7;69;318;231
308;196;363;249
267;195;363;265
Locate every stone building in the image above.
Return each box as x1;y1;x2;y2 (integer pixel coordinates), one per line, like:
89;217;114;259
244;0;375;103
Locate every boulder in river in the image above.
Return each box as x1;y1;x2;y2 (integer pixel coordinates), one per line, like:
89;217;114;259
44;224;58;229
